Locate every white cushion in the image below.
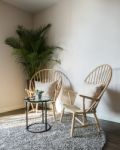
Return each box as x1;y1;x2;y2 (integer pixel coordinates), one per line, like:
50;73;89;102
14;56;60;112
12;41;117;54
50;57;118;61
74;82;104;110
55;87;63;113
56;87;77;113
79;82;104;98
35;81;57;99
55;87;70;113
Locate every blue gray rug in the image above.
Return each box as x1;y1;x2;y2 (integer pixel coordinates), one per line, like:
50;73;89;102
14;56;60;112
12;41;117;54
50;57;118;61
0;112;105;150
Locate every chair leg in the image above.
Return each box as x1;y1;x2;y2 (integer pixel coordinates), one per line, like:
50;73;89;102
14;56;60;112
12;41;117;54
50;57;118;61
36;104;38;114
52;103;56;121
60;107;65;122
93;113;100;132
31;103;34;112
71;113;75;137
82;113;87;126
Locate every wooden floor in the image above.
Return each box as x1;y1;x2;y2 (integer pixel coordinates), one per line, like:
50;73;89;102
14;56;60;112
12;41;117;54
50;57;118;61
100;120;120;150
0;109;120;150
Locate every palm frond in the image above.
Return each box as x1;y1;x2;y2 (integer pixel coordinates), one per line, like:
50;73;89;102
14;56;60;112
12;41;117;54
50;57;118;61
5;24;63;79
5;37;22;49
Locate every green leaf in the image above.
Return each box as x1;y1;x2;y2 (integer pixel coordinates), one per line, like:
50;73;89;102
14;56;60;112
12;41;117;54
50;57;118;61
5;24;63;79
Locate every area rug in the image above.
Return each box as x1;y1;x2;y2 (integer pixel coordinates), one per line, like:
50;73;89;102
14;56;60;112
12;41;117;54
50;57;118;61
0;112;106;150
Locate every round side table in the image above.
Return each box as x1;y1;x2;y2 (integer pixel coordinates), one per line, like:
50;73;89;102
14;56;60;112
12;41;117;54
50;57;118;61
24;97;51;133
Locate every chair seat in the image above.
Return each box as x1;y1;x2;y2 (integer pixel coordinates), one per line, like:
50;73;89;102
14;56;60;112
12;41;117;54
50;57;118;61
63;104;83;113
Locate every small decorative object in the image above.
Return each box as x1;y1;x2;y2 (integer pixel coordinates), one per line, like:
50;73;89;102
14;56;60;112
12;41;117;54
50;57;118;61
36;90;44;100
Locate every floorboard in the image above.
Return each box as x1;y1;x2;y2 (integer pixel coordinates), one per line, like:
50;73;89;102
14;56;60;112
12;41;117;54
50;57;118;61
100;120;120;150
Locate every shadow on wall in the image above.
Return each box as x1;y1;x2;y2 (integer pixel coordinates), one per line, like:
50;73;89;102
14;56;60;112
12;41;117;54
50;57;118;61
107;88;120;114
106;68;120;114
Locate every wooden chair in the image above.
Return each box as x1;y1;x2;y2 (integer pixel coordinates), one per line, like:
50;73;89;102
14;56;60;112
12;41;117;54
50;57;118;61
60;64;112;137
25;69;62;121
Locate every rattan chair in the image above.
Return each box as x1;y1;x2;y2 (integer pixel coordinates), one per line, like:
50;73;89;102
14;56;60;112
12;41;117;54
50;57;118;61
60;64;112;137
25;69;62;121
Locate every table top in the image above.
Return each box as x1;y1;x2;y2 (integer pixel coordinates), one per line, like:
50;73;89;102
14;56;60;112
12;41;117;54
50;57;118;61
24;96;51;103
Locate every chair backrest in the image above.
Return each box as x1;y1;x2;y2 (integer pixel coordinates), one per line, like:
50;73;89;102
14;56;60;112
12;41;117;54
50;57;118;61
82;64;112;112
29;69;61;91
85;64;112;99
29;69;63;101
29;68;72;89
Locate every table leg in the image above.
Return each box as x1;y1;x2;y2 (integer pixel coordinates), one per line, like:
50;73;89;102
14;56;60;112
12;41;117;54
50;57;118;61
42;102;44;123
26;102;28;129
45;102;47;131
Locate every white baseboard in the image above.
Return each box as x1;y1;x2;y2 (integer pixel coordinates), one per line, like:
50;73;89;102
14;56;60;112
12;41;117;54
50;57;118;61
0;104;24;113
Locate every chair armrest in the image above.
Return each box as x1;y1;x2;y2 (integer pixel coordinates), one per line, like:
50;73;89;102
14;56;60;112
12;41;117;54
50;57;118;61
79;94;98;101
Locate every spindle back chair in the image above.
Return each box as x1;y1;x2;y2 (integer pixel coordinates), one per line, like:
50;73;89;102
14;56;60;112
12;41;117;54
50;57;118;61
60;64;112;137
26;69;62;120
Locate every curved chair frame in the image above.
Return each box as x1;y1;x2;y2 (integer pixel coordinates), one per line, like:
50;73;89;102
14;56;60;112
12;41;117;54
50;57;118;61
26;69;62;121
60;64;112;137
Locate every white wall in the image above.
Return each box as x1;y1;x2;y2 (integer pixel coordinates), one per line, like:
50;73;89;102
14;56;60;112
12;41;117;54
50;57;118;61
34;0;120;123
0;1;33;113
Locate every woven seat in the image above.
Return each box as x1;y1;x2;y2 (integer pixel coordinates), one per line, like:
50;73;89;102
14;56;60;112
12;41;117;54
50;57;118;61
63;104;83;113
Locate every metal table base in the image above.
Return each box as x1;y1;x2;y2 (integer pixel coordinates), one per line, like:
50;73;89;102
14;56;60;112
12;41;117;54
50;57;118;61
25;100;51;133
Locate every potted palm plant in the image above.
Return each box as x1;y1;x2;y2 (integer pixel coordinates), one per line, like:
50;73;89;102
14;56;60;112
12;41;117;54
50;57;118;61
5;24;62;80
